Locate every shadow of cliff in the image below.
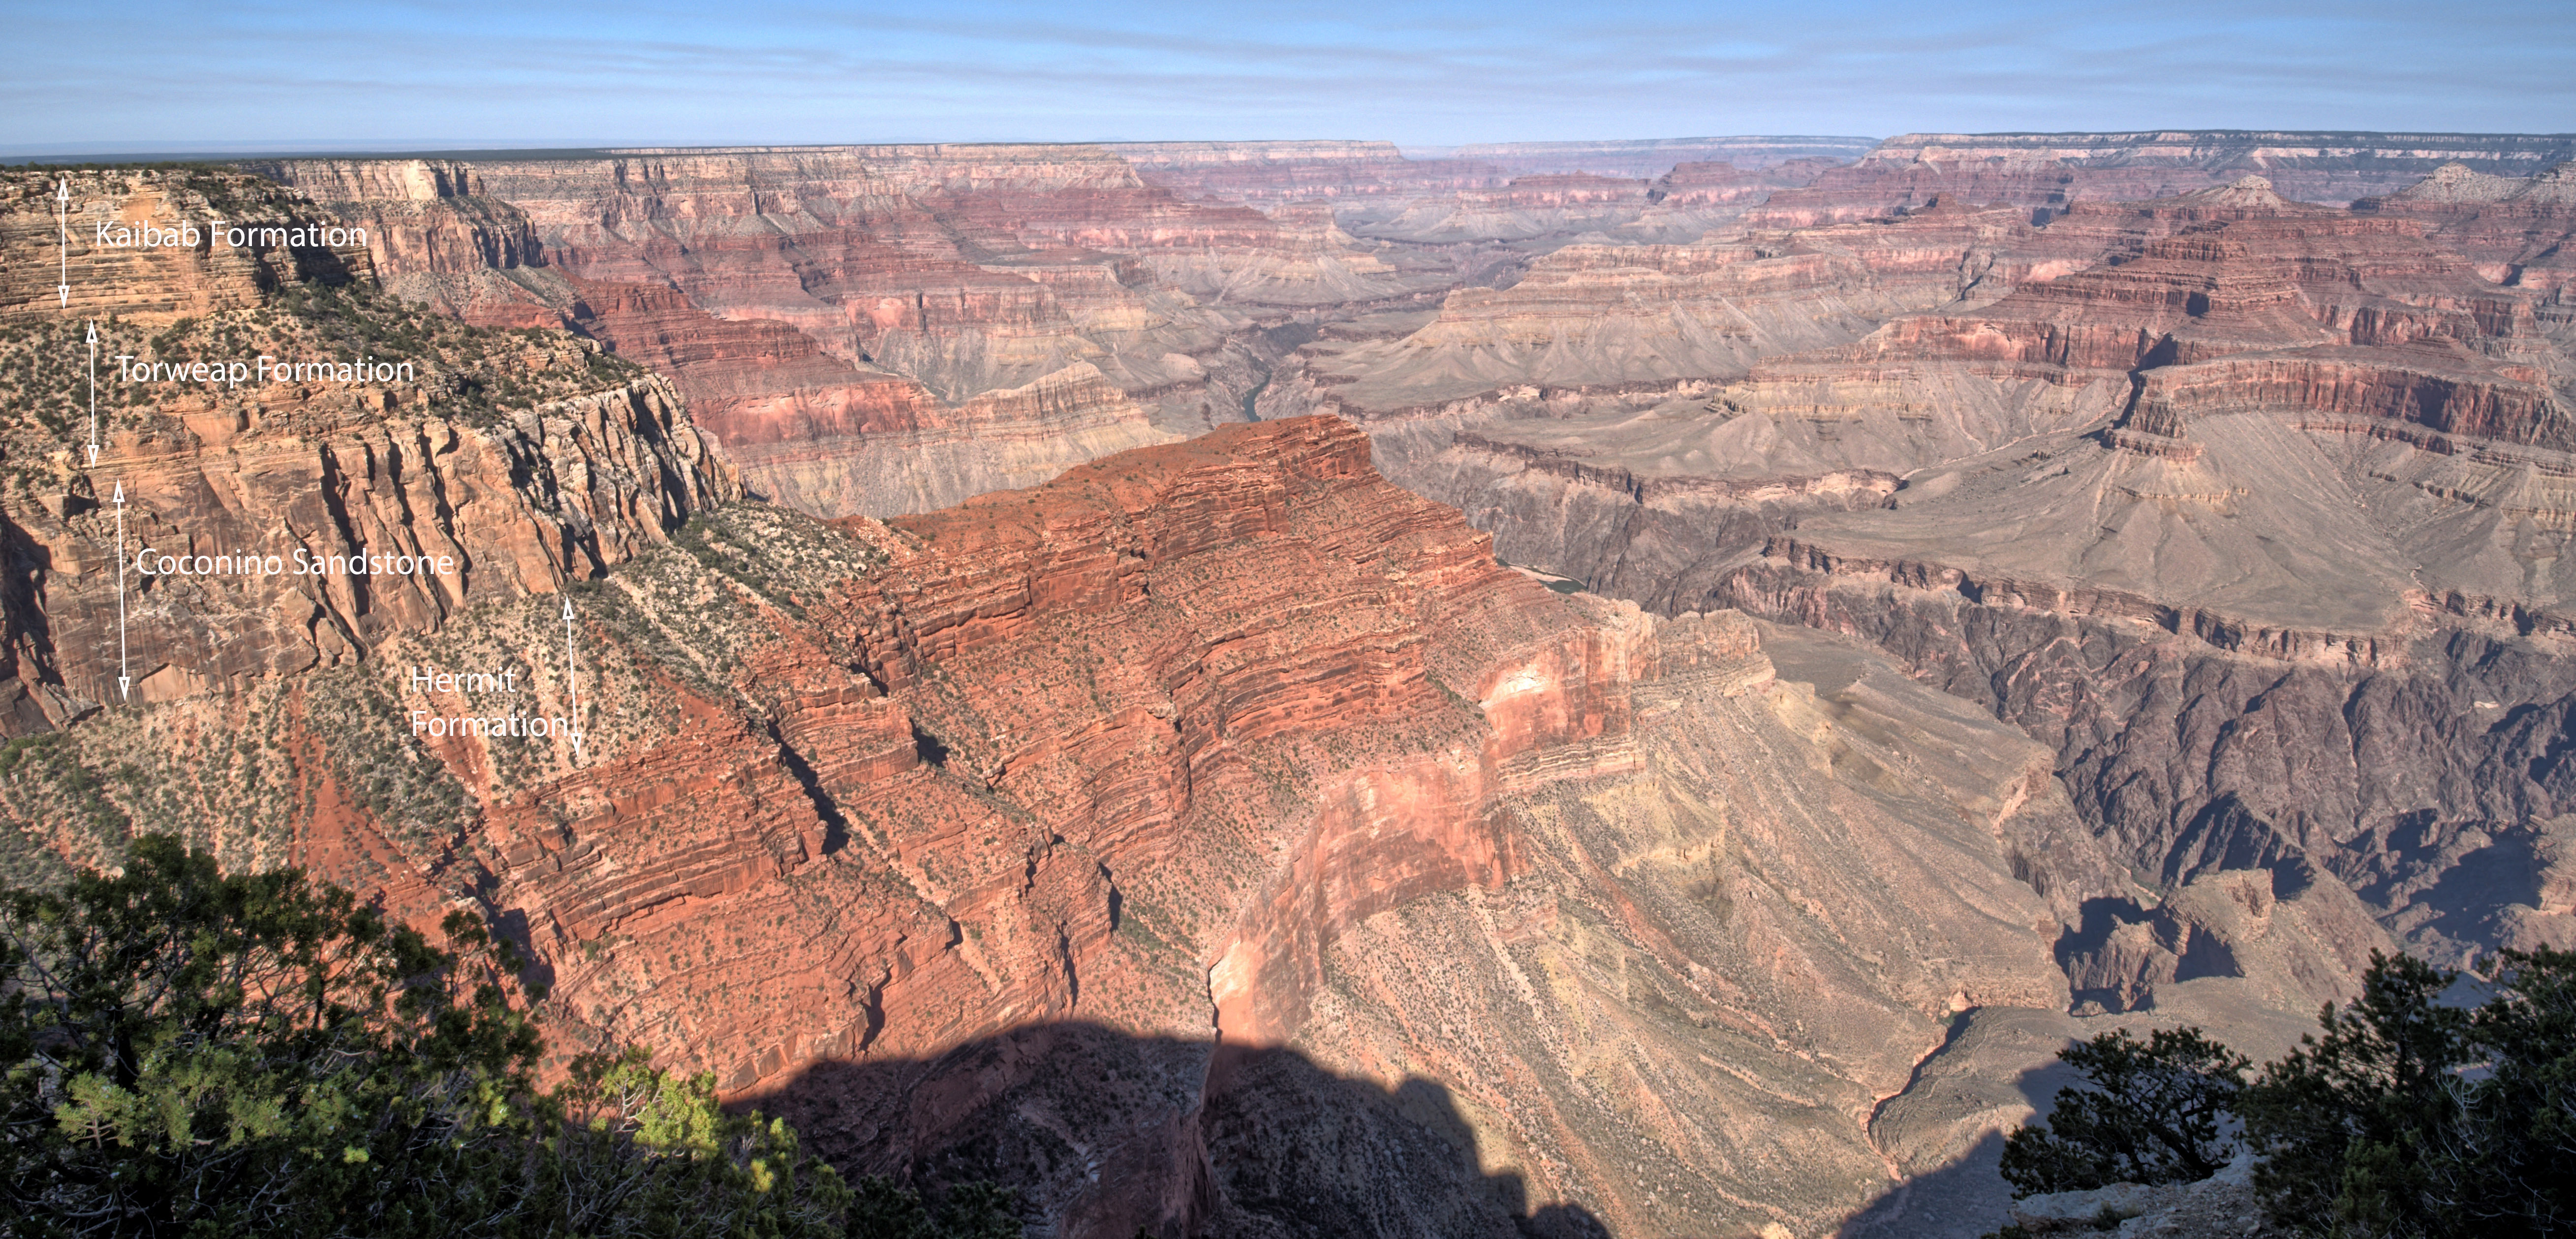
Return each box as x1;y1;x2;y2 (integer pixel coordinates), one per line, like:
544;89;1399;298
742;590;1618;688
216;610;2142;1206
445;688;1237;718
1837;1130;2017;1239
1838;1058;2073;1239
745;1021;1608;1239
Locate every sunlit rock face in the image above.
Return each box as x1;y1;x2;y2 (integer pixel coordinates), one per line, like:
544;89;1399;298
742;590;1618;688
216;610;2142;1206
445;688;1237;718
0;169;738;737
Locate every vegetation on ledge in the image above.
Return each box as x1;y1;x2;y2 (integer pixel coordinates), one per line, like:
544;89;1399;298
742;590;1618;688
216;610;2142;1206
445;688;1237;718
1990;948;2576;1238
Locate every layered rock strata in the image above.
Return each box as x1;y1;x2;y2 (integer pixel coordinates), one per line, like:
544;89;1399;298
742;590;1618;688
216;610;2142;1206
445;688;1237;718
257;147;1476;516
2359;160;2576;308
1755;131;2576;224
3;393;2129;1237
1272;170;2576;1023
1267;199;2047;422
0;169;735;736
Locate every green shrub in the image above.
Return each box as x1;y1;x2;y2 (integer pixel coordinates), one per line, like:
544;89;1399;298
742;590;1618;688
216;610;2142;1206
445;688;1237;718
0;836;1021;1238
2243;947;2576;1238
1993;948;2576;1237
1999;1027;2249;1195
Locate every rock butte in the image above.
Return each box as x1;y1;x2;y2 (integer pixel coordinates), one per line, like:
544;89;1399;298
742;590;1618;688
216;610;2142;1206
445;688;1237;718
3;135;2575;1237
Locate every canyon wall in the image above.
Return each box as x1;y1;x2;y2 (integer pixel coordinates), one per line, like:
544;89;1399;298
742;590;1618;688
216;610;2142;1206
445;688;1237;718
23;145;2576;1237
259;146;1431;516
0;168;734;742
0;307;2128;1239
245;139;1883;520
1256;163;2576;1064
9;165;2127;1236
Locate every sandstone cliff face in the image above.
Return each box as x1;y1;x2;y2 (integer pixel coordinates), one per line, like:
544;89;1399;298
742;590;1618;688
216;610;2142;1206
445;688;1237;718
0;169;737;739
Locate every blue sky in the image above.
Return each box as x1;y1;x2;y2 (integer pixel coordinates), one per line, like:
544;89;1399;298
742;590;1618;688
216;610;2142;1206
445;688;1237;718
4;0;2570;153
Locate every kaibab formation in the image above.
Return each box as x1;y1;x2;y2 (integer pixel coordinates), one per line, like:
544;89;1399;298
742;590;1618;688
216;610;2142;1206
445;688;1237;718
2;129;2571;1237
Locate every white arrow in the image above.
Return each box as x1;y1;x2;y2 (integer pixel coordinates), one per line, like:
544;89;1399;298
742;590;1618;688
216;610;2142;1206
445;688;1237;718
55;179;69;308
562;597;583;754
86;321;98;466
112;482;129;701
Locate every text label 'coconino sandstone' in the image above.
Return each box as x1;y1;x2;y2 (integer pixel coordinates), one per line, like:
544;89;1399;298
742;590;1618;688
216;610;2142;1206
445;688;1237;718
116;354;415;387
94;220;368;250
406;664;577;743
134;547;458;578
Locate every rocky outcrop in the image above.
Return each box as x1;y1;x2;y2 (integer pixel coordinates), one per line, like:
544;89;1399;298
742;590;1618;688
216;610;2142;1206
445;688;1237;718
2361;161;2576;303
0;168;737;735
2005;1153;2281;1238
